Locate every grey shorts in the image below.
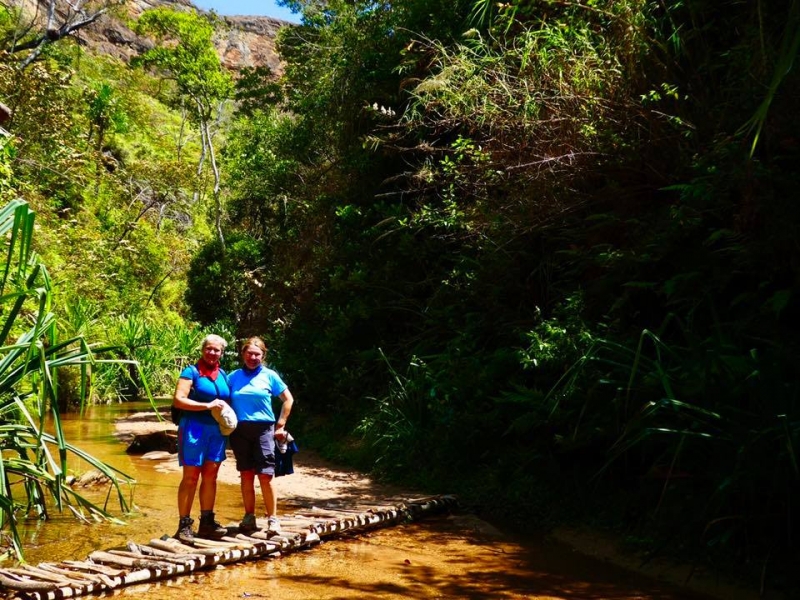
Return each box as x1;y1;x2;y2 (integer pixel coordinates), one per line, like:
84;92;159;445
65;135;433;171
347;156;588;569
229;421;275;475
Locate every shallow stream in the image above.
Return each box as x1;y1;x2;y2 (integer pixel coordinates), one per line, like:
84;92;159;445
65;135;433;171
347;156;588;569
12;404;740;599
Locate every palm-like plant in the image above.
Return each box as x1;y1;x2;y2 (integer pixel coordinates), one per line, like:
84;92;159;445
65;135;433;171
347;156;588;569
0;199;133;561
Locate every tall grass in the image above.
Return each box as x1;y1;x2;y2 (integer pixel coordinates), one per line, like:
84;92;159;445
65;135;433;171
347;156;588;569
0;199;134;560
94;316;217;403
544;322;800;571
356;351;434;478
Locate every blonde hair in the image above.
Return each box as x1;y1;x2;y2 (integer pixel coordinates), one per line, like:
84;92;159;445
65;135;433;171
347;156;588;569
240;336;267;358
201;334;228;351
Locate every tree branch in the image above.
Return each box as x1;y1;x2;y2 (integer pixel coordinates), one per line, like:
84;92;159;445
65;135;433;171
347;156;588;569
10;0;118;68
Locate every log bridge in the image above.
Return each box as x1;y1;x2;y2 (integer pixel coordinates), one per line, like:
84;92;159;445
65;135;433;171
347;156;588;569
0;494;457;600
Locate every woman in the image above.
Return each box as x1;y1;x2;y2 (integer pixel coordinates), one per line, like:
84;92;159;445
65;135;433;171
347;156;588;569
172;333;232;542
228;337;294;534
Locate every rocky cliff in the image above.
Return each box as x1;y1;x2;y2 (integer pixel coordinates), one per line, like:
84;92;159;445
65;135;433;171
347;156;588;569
31;0;288;73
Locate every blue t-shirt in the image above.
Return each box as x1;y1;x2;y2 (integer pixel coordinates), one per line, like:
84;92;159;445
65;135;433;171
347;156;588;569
180;364;231;426
229;365;288;423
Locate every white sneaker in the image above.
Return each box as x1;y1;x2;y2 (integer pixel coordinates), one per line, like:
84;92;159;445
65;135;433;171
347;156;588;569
266;516;281;534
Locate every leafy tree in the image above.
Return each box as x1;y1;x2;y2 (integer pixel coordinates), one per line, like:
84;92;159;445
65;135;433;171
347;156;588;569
184;232;267;331
0;26;212;399
85;82;128;152
132;7;233;248
233;65;282;116
0;56;79;210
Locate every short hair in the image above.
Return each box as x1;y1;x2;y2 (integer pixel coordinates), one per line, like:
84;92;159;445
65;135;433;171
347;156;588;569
201;334;228;351
240;336;267;357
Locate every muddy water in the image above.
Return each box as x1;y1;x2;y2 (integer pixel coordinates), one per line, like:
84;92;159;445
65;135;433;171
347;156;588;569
14;404;734;600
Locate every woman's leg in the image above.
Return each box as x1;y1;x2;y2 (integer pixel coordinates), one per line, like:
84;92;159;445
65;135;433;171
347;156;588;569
257;473;277;516
178;465;201;517
240;469;257;514
198;461;221;511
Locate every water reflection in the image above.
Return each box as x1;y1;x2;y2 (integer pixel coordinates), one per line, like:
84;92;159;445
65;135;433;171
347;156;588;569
13;404;727;600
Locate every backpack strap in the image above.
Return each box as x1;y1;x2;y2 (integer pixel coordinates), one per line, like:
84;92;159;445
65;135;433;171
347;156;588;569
187;364;203;401
191;363;227;401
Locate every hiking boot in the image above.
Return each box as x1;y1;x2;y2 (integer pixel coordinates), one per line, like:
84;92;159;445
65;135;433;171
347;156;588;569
266;516;281;535
175;516;194;544
239;512;258;533
197;512;227;539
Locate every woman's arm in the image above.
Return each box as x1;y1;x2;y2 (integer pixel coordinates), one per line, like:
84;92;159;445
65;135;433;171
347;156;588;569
274;388;294;438
173;378;227;411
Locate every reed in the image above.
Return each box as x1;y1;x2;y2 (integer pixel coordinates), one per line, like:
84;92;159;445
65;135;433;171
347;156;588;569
0;200;134;560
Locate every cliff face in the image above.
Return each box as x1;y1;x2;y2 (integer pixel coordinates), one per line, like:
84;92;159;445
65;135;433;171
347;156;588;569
212;15;286;73
53;0;287;73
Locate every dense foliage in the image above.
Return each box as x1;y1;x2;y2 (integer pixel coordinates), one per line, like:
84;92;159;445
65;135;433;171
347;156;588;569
191;0;800;592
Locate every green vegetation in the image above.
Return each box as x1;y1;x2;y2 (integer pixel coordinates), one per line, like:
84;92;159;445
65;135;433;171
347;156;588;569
132;7;233;246
0;0;799;592
208;0;800;592
0;200;133;560
0;3;229;559
0;3;219;402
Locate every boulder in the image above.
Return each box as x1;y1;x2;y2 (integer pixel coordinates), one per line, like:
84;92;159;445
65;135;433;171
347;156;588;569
126;430;178;454
67;469;111;488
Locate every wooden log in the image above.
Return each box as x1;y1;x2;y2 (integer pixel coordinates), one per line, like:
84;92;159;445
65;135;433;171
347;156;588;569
120;567;174;586
262;534;292;550
126;543;202;565
205;547;233;561
16;561;122;599
36;563;107;585
274;517;314;527
157;537;197;552
219;535;257;548
281;514;318;523
190;537;246;550
15;565;77;586
125;546;203;568
233;534;280;552
107;550;184;569
286;533;305;547
18;564;100;594
145;538;209;560
302;531;321;545
0;569;59;592
151;538;222;556
89;550;163;569
61;560;125;577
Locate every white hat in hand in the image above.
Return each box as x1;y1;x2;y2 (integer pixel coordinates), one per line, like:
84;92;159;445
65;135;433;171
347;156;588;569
211;403;238;436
